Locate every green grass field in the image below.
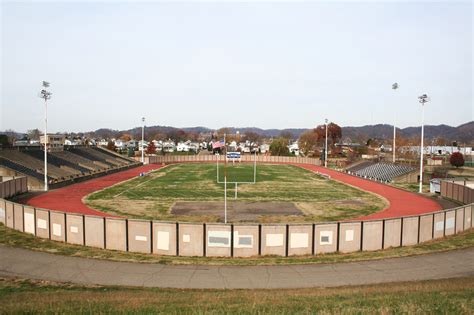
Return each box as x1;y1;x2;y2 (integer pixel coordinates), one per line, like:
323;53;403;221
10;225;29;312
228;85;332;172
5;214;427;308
1;276;472;314
86;163;385;222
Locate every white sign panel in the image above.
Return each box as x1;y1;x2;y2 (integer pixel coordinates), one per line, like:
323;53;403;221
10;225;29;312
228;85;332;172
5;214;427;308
266;233;284;247
0;207;5;222
290;233;309;249
345;229;354;242
70;226;79;234
157;231;170;251
37;218;47;230
52;223;62;237
320;230;333;245
135;235;147;242
24;212;35;234
183;234;191;243
233;231;253;249
208;230;231;248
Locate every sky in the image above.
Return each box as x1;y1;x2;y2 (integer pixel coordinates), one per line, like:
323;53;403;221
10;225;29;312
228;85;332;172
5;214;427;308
1;0;472;133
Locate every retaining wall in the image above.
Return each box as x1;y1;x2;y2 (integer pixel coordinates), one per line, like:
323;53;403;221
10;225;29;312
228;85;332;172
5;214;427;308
1;176;473;258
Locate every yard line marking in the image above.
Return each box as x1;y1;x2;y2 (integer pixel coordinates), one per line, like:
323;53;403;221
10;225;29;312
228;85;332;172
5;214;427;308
113;169;166;198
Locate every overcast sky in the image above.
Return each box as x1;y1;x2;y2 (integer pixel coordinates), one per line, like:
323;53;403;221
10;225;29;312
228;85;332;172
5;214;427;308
1;1;472;133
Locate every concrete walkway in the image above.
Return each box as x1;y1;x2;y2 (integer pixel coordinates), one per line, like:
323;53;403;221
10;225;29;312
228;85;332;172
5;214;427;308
1;246;473;289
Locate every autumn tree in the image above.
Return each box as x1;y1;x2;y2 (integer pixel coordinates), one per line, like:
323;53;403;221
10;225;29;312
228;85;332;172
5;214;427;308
106;140;115;151
243;131;261;144
146;141;157;155
120;133;132;141
314;123;342;146
27;129;41;140
450;152;464;168
298;130;318;156
270;137;290;156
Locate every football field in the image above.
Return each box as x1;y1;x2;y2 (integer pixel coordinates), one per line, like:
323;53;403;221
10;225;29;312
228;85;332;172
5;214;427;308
86;163;385;223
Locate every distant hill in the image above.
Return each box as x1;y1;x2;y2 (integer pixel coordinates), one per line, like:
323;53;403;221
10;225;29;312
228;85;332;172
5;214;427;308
106;122;473;143
341;121;473;143
3;121;472;144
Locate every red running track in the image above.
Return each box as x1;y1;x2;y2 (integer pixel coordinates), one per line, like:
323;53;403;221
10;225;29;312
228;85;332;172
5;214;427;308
295;164;442;220
23;164;163;217
22;163;442;220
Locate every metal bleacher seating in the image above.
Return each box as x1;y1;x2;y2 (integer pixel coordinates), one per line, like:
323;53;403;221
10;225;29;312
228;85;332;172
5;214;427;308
346;161;416;183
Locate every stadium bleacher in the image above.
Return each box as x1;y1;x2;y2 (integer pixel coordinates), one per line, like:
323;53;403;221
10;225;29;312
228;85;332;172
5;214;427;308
0;146;140;188
346;161;416;183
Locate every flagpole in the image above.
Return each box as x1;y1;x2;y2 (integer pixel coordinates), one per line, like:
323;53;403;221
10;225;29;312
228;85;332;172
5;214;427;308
224;133;227;223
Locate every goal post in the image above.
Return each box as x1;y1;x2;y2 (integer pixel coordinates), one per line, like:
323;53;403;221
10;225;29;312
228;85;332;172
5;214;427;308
216;134;258;223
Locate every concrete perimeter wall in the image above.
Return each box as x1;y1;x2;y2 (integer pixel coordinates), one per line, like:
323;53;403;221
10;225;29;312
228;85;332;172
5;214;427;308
148;155;321;166
441;180;474;204
1;177;473;258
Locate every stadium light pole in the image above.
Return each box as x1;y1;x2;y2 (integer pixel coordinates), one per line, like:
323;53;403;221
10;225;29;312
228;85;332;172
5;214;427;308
324;119;328;168
141;117;145;164
39;81;52;192
418;94;429;193
392;83;399;163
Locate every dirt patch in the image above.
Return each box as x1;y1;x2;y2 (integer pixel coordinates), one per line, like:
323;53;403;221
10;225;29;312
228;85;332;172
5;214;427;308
171;201;303;222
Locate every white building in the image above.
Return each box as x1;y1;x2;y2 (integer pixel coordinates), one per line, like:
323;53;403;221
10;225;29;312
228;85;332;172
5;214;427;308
288;141;300;156
260;144;270;154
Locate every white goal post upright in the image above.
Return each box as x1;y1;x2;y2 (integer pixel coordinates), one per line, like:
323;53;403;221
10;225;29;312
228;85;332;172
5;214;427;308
217;134;257;223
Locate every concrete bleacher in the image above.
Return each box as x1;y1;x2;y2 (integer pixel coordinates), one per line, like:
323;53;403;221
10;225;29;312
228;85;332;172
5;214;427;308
0;146;141;189
67;147;123;167
53;150;104;172
0;150;78;180
23;149;90;175
346;161;416;183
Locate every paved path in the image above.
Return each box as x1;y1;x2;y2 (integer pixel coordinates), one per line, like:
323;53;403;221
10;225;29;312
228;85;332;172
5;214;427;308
1;245;472;289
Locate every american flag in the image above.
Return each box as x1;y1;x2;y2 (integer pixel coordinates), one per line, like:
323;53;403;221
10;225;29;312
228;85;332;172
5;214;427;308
212;140;225;149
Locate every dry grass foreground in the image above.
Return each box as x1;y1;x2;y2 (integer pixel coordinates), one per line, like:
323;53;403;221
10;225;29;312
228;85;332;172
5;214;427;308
86;163;386;222
1;223;473;266
0;276;472;313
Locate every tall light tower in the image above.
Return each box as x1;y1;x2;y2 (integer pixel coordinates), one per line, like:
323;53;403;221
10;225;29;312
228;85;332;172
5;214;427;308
418;94;430;193
141;117;145;164
392;83;399;163
324;118;328;168
39;81;52;191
